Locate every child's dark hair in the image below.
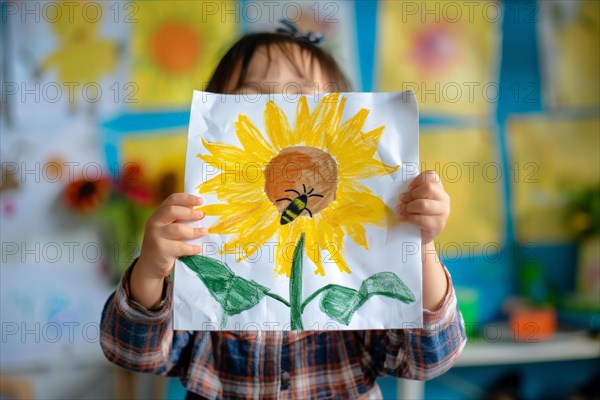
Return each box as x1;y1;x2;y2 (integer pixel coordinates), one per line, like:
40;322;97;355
206;33;350;93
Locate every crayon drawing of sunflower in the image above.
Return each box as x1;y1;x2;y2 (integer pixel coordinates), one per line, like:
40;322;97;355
132;1;237;107
198;94;398;277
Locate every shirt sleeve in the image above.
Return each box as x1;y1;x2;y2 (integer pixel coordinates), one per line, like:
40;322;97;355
99;259;193;377
364;265;466;381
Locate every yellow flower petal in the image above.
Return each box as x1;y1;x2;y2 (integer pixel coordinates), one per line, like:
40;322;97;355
340;158;399;180
331;184;394;228
363;125;385;149
199;138;250;164
198;172;265;203
235;114;276;161
329;114;389;171
293;96;311;145
264;101;294;151
203;203;262;234
319;208;351;274
304;93;341;148
345;223;368;250
327;102;369;158
220;206;280;261
331;251;351;274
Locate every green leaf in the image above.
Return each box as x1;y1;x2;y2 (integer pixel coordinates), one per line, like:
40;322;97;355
319;285;364;325
359;272;416;304
179;255;270;316
315;272;416;326
223;276;270;315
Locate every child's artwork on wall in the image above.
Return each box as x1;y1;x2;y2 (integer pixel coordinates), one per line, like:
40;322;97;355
175;91;422;330
508;115;600;243
131;1;238;108
5;0;128;127
420;126;504;256
37;2;119;104
376;0;501;117
539;0;600;109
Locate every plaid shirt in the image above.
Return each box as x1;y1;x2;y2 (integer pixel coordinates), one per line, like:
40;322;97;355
100;261;466;400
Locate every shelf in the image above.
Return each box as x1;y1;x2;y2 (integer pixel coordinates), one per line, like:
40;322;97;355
456;331;600;367
397;331;599;399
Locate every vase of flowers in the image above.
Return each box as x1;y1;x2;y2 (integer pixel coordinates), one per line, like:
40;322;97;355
566;186;600;311
62;164;155;283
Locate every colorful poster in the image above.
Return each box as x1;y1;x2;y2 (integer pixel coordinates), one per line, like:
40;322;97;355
175;91;422;330
420;126;504;256
376;0;501;117
4;0;128;127
131;0;238;108
508;115;600;243
539;0;600;109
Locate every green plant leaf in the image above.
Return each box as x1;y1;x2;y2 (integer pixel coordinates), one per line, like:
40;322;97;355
317;272;416;326
223;276;270;315
179;255;270;316
359;272;416;304
319;285;363;325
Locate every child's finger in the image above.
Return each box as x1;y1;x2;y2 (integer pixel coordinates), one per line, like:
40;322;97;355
154;205;204;224
408;170;442;191
175;242;203;256
161;224;208;240
173;242;203;257
398;199;446;216
161;193;203;207
400;181;446;202
398;213;443;230
174;209;206;223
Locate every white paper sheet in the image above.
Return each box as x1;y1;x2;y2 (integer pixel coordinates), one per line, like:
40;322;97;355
174;91;422;331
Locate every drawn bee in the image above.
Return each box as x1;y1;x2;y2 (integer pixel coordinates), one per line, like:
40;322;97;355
276;184;324;225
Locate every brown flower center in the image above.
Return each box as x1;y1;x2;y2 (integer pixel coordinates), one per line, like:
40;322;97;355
264;146;338;220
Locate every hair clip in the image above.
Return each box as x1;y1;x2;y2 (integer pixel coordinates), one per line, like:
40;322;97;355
276;19;324;45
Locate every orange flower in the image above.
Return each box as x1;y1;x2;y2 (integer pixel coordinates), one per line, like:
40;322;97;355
63;177;110;213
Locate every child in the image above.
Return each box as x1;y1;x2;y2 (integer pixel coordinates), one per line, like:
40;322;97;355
100;31;466;400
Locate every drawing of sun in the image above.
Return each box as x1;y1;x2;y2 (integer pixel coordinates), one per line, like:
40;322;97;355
377;0;498;117
132;1;237;107
198;94;398;277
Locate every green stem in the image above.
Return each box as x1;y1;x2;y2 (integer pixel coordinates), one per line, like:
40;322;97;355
265;291;291;307
290;233;305;330
301;284;338;313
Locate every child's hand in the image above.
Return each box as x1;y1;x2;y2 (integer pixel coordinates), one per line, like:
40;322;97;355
397;171;450;245
137;193;207;280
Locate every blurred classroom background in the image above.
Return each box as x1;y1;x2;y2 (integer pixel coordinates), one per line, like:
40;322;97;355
1;0;598;399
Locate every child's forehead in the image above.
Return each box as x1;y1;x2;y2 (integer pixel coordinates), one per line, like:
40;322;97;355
244;44;322;82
